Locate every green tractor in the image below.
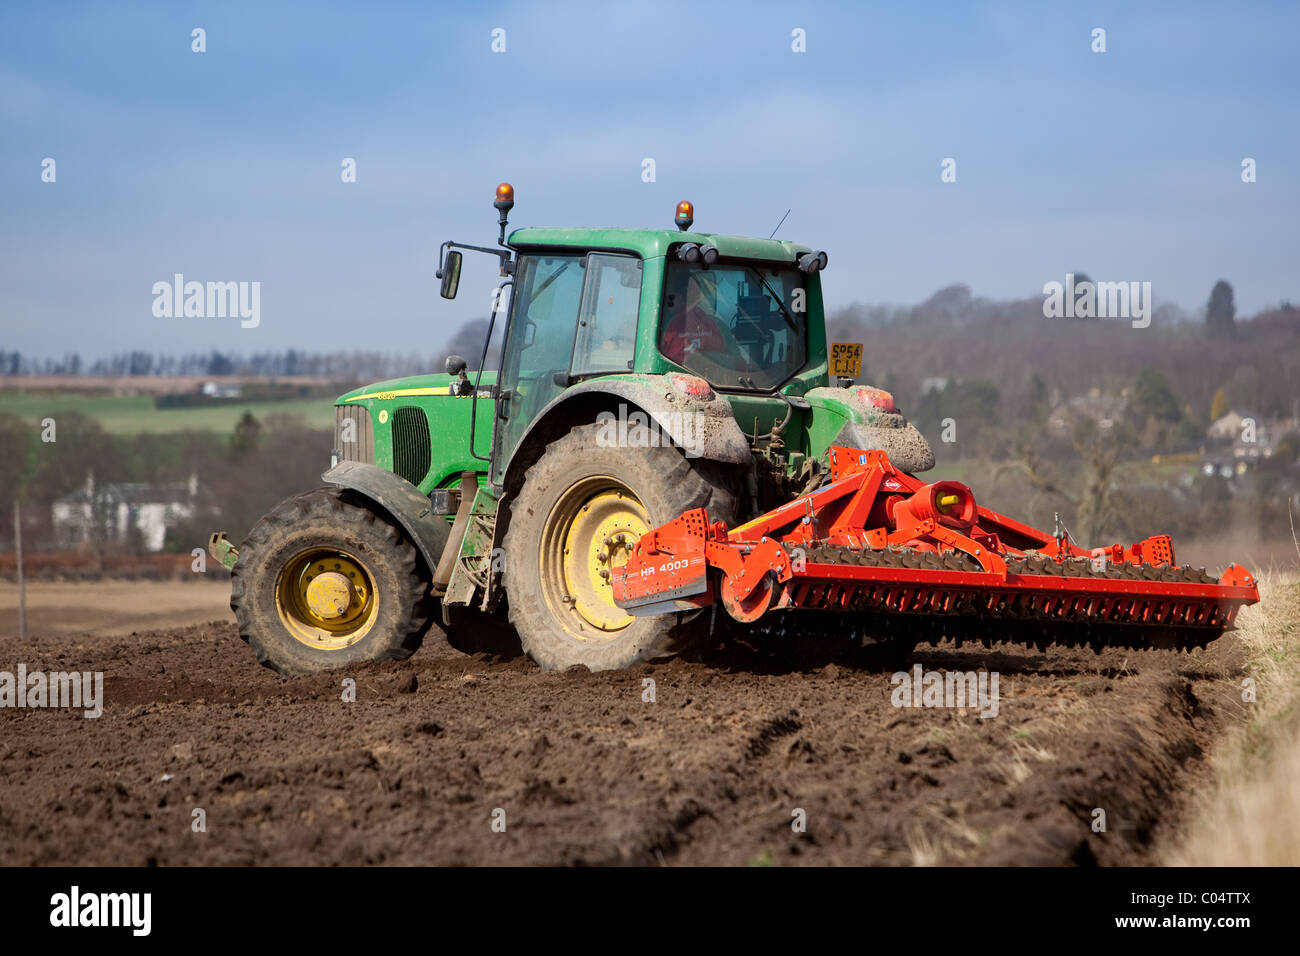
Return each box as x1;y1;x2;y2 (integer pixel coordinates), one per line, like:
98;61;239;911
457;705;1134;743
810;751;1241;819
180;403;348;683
210;184;936;675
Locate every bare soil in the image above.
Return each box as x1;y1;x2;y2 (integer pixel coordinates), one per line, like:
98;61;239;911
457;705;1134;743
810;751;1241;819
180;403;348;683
0;584;1252;866
0;581;232;638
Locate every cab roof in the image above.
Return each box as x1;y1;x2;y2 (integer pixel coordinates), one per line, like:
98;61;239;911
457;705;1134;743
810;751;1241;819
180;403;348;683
506;227;814;263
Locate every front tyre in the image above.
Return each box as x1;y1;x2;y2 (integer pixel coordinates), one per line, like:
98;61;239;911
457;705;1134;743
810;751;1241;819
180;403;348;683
231;488;434;675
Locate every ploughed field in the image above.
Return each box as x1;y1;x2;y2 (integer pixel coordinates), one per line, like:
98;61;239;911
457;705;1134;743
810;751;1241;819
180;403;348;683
0;583;1253;866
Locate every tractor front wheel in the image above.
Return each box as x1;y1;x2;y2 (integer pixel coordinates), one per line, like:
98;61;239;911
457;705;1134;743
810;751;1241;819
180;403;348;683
231;488;435;675
503;423;735;671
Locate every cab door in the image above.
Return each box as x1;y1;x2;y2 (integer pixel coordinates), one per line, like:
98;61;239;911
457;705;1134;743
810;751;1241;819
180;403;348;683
492;252;642;485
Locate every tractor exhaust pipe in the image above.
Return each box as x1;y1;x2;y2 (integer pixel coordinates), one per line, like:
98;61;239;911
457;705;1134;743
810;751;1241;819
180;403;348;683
431;472;479;596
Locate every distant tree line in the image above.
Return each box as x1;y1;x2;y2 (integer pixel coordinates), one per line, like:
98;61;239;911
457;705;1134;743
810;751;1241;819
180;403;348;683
1;278;1280;379
0;349;447;380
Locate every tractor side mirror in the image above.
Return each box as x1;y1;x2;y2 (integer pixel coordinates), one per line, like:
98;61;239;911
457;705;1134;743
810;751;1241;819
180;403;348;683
439;250;463;299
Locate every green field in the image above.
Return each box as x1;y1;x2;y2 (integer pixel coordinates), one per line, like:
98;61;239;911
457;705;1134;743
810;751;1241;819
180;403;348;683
0;392;335;435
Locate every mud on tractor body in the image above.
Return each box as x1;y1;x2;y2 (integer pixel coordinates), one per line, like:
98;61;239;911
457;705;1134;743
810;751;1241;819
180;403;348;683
211;186;1259;676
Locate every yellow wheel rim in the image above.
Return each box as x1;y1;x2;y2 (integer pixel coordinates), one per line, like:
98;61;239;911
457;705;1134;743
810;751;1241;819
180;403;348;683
540;476;650;639
274;547;379;650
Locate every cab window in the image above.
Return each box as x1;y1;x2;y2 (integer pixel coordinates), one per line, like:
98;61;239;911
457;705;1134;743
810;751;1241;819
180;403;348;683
659;261;806;390
572;254;640;375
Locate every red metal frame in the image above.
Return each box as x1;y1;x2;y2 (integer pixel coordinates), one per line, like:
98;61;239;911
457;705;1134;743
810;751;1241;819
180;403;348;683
612;447;1261;628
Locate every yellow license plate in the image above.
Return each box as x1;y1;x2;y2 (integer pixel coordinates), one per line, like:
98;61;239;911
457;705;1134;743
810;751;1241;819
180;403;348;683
830;342;863;378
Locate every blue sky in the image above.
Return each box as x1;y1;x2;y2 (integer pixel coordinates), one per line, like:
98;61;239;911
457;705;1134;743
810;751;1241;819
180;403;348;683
1;0;1296;359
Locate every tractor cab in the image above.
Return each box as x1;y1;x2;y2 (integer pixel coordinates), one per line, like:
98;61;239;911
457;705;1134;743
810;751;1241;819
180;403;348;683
436;184;834;489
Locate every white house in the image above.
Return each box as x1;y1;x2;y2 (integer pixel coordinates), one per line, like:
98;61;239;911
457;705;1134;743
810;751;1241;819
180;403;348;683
52;474;199;552
1207;410;1250;441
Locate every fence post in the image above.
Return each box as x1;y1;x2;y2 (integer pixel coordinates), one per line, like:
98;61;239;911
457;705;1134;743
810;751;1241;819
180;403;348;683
14;500;26;640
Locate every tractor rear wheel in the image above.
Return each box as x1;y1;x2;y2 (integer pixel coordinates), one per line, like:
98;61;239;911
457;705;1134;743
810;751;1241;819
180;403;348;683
231;487;435;676
503;423;736;671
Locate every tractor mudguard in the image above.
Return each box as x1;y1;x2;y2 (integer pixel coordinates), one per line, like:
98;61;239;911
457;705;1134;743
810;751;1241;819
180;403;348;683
805;386;936;474
507;375;752;479
830;419;935;474
321;461;452;573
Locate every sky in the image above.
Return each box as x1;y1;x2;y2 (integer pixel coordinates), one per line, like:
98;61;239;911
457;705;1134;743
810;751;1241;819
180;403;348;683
1;0;1297;360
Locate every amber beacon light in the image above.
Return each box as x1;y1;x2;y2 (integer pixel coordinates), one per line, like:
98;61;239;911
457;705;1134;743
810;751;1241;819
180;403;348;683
674;200;694;231
494;182;515;213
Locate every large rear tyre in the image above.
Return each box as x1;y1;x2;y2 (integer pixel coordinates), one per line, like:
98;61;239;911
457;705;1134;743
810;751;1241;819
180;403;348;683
231;487;435;676
503;423;736;671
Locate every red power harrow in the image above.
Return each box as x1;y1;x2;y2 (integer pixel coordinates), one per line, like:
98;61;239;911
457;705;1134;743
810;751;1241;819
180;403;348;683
613;447;1260;651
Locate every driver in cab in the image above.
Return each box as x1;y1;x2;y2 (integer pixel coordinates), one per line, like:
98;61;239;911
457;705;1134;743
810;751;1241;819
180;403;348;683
659;271;729;366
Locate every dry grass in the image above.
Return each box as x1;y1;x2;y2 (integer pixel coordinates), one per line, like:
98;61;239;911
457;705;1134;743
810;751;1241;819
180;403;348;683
1164;571;1300;865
